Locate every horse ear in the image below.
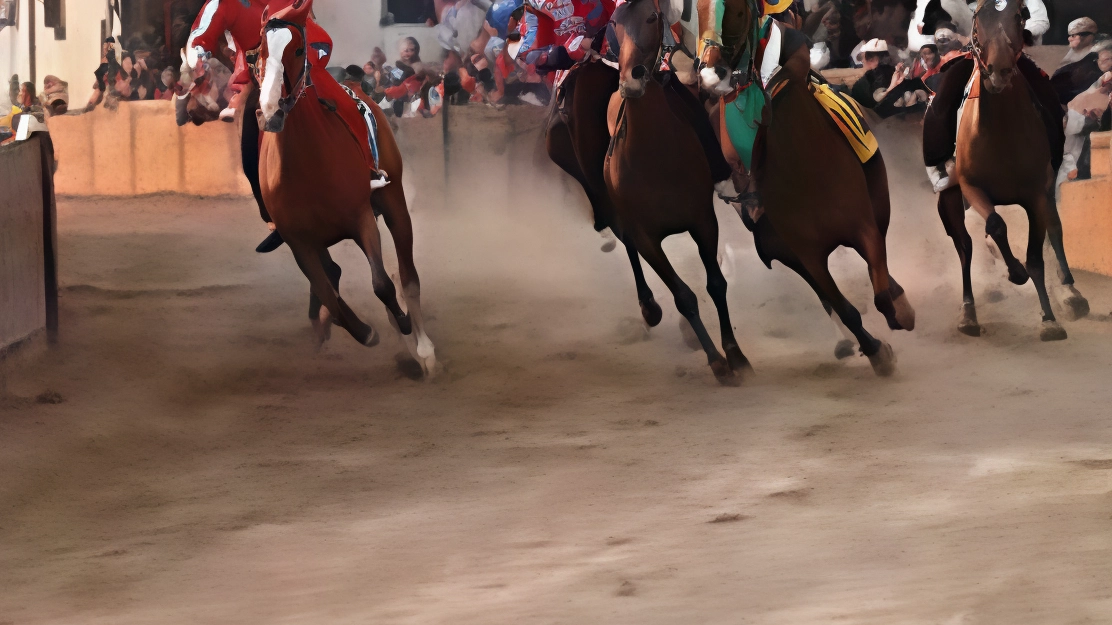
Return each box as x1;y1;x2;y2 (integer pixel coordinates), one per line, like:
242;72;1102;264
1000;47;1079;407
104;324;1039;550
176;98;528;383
261;6;269;23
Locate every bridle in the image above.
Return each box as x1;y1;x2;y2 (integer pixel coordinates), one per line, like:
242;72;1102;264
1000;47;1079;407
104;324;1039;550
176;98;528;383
970;1;1023;77
263;17;312;117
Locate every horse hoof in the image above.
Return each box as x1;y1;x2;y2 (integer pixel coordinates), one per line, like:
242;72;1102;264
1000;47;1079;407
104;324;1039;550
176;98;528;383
710;359;740;386
1062;293;1090;321
893;293;916;331
600;238;617;253
834;339;856;360
679;318;701;351
363;327;380;347
640;297;663;327
957;302;981;337
1039;320;1067;342
867;342;897;377
1006;261;1030;286
396;313;413;336
725;344;752;375
957;320;982;337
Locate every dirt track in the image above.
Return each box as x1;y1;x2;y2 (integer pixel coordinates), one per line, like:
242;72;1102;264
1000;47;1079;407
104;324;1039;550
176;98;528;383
2;116;1112;624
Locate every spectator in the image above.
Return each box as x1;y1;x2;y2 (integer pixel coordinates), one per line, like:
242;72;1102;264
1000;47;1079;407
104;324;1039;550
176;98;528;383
39;75;69;117
1052;19;1103;105
911;43;940;80
1058;41;1112;190
397;37;426;76
154;66;179;100
88;37;120;111
850;39;924;117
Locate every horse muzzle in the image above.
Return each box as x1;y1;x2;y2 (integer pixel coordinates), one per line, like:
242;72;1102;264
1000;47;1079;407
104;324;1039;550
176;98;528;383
259;107;287;133
619;65;649;99
983;67;1015;95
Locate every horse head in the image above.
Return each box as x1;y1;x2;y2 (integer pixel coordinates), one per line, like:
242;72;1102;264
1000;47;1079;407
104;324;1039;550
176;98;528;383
696;0;759;96
972;0;1025;94
612;0;666;99
258;0;313;132
176;47;224;126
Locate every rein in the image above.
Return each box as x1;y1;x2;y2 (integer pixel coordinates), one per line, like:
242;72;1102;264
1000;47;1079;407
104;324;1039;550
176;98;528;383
265;18;312;116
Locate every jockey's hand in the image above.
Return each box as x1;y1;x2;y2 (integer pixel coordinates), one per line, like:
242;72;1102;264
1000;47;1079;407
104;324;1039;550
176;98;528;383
531;46;574;73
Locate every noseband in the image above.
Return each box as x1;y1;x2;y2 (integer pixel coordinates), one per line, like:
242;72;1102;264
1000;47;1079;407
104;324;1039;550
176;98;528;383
263;18;312;117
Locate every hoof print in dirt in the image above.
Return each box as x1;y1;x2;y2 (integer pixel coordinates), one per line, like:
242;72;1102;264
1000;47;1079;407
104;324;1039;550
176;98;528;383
616;581;636;597
834;339;855;359
35;391;65;404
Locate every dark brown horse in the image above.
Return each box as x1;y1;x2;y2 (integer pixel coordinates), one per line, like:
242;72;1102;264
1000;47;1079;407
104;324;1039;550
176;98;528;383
699;0;913;375
940;0;1087;340
257;0;437;374
606;0;750;384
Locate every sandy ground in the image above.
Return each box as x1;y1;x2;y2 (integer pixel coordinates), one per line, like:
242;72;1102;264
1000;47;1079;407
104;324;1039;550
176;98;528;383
2;115;1112;624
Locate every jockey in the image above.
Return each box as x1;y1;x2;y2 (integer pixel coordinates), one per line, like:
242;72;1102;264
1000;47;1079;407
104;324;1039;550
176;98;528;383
183;0;389;252
511;0;616;74
701;0;814;209
921;6;1064;189
518;0;736;200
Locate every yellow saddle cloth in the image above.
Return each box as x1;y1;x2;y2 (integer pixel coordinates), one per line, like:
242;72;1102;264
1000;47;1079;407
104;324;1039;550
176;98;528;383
808;80;879;163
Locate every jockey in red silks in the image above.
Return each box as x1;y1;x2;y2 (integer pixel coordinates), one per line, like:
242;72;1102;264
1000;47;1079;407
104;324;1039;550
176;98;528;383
182;0;387;253
511;0;616;74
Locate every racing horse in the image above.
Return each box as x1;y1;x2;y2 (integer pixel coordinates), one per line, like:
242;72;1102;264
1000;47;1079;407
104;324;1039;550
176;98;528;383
606;0;751;384
256;0;437;374
698;0;914;376
934;0;1088;340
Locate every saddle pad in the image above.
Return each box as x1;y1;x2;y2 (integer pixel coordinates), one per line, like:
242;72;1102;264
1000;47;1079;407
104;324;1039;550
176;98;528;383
810;81;878;164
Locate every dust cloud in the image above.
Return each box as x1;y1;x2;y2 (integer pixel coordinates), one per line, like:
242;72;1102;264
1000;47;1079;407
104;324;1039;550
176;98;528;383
1;109;1111;624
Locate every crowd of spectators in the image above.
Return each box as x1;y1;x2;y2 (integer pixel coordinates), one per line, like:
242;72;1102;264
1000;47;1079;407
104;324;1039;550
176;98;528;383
86;35;185;112
331;0;548;118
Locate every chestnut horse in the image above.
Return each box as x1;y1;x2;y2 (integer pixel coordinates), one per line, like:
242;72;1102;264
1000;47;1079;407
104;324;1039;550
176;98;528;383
698;0;914;376
938;0;1087;341
607;0;751;384
257;0;437;374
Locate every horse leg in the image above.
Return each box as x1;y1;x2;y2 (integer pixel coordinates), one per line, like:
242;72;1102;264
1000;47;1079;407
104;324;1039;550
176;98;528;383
621;235;663;327
861;151;914;330
692;223;752;374
1025;199;1067;341
937;186;980;335
633;233;735;385
799;252;895;377
962;184;1029;285
853;223;915;331
242;91;284;253
752;217;854;357
1042;187;1090;320
355;211;413;338
308;249;343;341
373;187;436;374
288;241;378;347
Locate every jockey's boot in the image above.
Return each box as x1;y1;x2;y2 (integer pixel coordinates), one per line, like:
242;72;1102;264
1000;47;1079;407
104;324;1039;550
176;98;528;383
370;169;391;190
256;227;285;253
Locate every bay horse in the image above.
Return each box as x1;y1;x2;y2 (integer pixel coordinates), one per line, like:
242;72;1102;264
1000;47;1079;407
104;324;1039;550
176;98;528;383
697;0;914;376
937;0;1087;340
256;0;437;374
607;0;751;384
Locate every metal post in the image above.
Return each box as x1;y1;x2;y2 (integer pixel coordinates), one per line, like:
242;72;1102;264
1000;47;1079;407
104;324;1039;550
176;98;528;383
28;0;36;86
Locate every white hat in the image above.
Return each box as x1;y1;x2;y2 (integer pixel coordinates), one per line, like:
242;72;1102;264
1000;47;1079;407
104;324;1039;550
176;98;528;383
854;38;888;63
1068;17;1097;36
933;27;956;43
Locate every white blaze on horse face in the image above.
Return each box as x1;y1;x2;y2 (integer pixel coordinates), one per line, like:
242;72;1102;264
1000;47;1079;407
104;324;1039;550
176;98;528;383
994;0;1007;11
186;0;221;68
260;28;294;122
